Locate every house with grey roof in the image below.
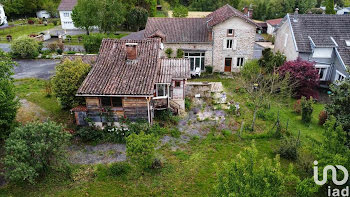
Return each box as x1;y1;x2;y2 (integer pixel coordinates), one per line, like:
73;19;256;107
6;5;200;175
123;4;260;73
274;12;350;85
57;0;77;30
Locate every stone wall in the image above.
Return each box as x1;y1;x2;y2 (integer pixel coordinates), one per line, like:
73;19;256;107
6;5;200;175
185;82;212;98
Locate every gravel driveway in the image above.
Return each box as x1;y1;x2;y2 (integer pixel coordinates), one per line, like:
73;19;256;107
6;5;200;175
13;59;60;79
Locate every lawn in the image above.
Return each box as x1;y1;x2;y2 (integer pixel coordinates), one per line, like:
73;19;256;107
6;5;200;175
0;75;326;196
64;33;129;46
0;24;56;43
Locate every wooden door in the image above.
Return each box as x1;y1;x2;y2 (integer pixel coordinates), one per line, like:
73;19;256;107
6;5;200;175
224;58;232;72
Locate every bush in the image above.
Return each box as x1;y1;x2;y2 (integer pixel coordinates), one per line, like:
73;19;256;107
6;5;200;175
301;97;313;124
52;59;91;108
56;49;63;55
126;132;158;169
165;48;173;58
296;178;320;197
75;126;104;142
4;121;71;184
109;162;131;176
276;137;298;160
176;49;184;58
185;98;192;111
294;99;301;114
258;48;286;73
318;110;328;126
11;37;39;59
256;109;275;121
173;4;188;17
48;42;58;52
205;66;213;74
83;34;105;54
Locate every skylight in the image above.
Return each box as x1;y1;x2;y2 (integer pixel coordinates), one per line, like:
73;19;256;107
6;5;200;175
346;40;350;47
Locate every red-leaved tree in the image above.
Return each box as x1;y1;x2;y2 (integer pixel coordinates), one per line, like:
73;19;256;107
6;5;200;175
278;58;320;99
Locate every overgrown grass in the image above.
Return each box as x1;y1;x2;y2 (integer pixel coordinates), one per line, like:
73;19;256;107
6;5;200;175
0;24;56;43
64;33;129;45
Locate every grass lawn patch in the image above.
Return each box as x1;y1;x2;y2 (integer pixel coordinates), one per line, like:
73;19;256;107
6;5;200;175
0;24;56;43
64;33;129;46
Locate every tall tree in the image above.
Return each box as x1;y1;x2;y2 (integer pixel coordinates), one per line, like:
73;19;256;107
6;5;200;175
71;0;99;35
325;0;336;14
229;0;240;8
126;7;149;31
98;0;126;33
0;50;19;140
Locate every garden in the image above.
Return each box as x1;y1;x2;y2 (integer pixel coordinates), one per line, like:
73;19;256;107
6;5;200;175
0;49;349;196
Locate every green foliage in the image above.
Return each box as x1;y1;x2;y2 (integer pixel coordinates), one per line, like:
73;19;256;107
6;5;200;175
325;0;336;14
205;66;213;74
126;7;149;31
215;142;291;196
11;36;39;59
71;0;99;35
258;48;286;73
126;132;158;169
98;0;126;33
276;136;299;160
240;60;261;81
52;59;91;109
109;162;131;176
296;178;320;197
257;108;275;121
185;98;192;111
173;4;188;17
165;48;173;58
4;121;71;184
0;50;19;139
301;97;313;124
318;110;328;126
176;49;184;58
154;109;179;125
83;34;105;54
75;126;104;142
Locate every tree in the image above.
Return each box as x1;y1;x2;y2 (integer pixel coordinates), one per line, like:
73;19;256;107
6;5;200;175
325;0;336;14
11;36;39;59
240;60;292;131
326;78;350;141
98;0;126;33
258;48;286;73
230;0;240;8
0;50;18;139
278;58;319;99
215;142;295;196
4;121;71;184
126;7;148;31
52;59;91;109
301;96;313;124
173;4;188;17
126;0;157;16
83;33;105;54
71;0;99;35
126;132;158;169
297;0;317;14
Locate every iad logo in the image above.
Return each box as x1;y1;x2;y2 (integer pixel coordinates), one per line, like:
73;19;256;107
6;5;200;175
314;161;349;197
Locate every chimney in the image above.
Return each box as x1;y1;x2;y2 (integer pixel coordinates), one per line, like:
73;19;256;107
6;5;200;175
243;5;253;19
293;8;299;22
126;43;137;60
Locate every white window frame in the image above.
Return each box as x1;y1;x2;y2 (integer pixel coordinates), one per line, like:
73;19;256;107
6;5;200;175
315;64;330;81
227;29;234;36
226;39;233;49
335;70;346;84
284;33;289;47
184;52;205;72
64;12;70;17
236;57;245;67
156;84;168;97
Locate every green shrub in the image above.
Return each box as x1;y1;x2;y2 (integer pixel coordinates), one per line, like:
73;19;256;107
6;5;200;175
11;36;39;58
301;97;313;124
170;128;181;138
318;110;328;126
126;132;158;169
293;99;302;114
66;51;76;54
83;34;105;54
276;137;299;160
109;162;131;176
176;49;184;58
4;121;71;184
165;48;173;58
257;109;275;121
205;66;213;74
173;4;188;17
56;49;63;55
75;126;104;142
296;178;319;197
185;98;192;111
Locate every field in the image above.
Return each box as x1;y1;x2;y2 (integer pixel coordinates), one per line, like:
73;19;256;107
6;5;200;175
0;24;56;43
64;33;129;46
0;75;326;196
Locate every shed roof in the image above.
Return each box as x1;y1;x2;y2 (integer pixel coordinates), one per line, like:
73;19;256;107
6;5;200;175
58;0;77;11
157;59;191;83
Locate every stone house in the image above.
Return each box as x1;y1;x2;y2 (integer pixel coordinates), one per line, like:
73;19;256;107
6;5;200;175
275;13;350;85
123;4;260;73
0;4;7;26
57;0;77;30
72;38;190;126
266;18;282;35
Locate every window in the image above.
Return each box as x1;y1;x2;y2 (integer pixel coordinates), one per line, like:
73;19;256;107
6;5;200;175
346;40;350;47
64;12;70;17
227;29;234;36
237;57;245;67
315;64;330;81
284;33;289;47
335;70;346;82
175;81;181;87
111;97;122;107
184;52;205;71
156;84;167;97
101;97;111;107
226;39;233;49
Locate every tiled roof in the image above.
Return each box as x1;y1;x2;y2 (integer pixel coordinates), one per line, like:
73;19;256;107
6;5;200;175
157;59;191;83
77;39;161;96
207;4;260;28
144;18;211;43
58;0;77;11
71;106;87;112
289;14;350;66
266;18;283;26
62;55;98;65
121;30;145;41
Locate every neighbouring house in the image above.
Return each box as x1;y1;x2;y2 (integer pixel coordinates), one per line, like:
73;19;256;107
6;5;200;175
266;18;283;35
57;0;77;30
72;38;190;126
123;4;260;74
337;7;350;15
0;4;7;26
274;11;350;86
36;10;51;19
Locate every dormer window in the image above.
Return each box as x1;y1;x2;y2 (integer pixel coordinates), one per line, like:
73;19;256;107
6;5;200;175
227;29;234;37
346;40;350;47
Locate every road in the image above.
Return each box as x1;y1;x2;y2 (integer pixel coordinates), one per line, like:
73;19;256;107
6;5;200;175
13;59;60;79
0;43;11;52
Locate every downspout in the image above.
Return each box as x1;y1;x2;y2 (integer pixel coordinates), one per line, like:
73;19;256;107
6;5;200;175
211;31;214;67
167;84;170;108
146;97;151;124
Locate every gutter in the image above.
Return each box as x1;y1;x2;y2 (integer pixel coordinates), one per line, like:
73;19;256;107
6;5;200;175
334;48;348;71
76;94;153;97
287;14;299;52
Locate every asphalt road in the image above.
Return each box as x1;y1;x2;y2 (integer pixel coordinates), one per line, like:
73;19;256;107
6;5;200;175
13;59;60;79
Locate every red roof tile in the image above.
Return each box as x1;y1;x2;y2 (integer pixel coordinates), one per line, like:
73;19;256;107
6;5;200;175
266;18;283;26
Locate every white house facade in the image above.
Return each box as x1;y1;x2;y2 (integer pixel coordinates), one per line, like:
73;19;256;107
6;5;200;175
0;4;8;26
36;10;51;19
57;0;77;30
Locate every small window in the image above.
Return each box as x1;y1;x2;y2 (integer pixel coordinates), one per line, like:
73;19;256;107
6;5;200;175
175;81;181;87
157;84;167;97
346;40;350;47
237;57;245;67
111;97;122;107
64;12;70;17
284;33;289;47
226;39;233;49
335;71;346;82
101;97;111;107
227;29;234;36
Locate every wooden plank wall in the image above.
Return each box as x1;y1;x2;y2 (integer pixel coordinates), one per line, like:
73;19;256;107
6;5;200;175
123;97;148;120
